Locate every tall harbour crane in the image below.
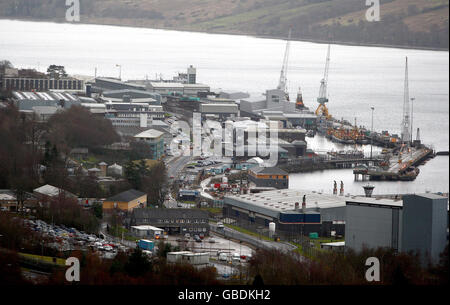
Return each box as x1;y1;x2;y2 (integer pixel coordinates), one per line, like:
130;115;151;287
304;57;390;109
315;44;331;118
277;28;292;101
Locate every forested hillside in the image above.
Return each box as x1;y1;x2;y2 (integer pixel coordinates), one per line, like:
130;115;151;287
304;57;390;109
0;0;448;49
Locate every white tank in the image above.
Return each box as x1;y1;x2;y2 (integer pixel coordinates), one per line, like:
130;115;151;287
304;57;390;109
222;176;228;184
269;222;276;237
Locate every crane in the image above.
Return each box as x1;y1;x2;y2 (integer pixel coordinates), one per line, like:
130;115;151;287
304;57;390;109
315;44;331;118
277;28;292;101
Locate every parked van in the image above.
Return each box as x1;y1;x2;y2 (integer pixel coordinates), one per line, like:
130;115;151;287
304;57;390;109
218;252;228;261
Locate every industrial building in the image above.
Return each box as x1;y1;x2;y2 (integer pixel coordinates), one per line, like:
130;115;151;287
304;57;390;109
102;189;147;212
147;82;210;96
91;77;146;92
130;225;164;238
223;189;347;238
101;89;162;105
239;88;296;118
248;167;289;189
2;76;84;91
345;193;448;264
200;103;239;120
263;111;318;130
12;91;83;110
129;209;210;236
167;251;209;266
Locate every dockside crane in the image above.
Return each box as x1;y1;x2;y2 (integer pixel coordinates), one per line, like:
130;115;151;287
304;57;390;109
277;28;292;101
315;44;331;118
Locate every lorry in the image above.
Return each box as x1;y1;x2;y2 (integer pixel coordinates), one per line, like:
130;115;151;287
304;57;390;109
137;239;154;251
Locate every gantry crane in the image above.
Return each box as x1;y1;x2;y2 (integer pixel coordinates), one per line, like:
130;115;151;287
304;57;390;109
277;28;292;101
315;44;331;118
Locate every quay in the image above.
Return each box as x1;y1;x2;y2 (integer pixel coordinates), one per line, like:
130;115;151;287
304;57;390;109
354;146;434;181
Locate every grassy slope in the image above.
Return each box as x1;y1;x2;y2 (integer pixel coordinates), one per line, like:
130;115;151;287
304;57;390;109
318;0;449;31
0;0;448;48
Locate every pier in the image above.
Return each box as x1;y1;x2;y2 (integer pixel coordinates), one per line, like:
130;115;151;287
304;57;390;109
353;146;434;181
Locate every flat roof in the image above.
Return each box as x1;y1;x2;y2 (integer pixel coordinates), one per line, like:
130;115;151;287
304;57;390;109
321;241;345;247
134;129;164;139
346;196;403;208
225;189;349;218
149;82;184;88
131;225;164;231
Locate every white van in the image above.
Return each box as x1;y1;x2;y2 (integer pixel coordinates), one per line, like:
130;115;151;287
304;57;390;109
218;252;228;261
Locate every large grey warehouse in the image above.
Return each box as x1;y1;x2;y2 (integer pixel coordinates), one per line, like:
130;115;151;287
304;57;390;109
223;189;348;239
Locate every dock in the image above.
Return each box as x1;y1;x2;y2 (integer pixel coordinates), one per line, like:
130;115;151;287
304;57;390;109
354;147;434;181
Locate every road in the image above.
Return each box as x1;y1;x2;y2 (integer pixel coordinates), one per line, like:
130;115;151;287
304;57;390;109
166;155;192;179
210;223;299;258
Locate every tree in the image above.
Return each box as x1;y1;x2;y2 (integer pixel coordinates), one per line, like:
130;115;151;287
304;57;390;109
46;105;120;154
125;248;152;277
46;65;67;78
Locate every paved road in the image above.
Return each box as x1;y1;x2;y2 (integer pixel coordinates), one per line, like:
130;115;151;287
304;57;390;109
210;223;299;258
167;155;192;179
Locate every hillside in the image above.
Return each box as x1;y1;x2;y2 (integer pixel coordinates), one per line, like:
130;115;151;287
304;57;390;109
0;0;448;49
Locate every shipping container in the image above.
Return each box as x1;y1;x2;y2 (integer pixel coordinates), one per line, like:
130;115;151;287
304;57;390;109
137;239;154;251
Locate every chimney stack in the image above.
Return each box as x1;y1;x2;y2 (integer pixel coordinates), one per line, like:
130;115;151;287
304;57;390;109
339;181;344;196
302;195;306;213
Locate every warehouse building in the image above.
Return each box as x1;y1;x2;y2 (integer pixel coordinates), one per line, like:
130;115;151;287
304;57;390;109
167;251;209;266
129;209;210;236
239;88;296;118
102;189;147;212
200;103;239;120
223;189;347;238
345;193;448;264
3;76;84;91
101;89;162;104
147;82;210;96
92;77;146;92
248;166;289;189
130;225;164;238
12;91;82;111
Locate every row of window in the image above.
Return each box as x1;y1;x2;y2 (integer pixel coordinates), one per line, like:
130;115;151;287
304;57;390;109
4;78;83;90
186;227;207;232
155;218;207;224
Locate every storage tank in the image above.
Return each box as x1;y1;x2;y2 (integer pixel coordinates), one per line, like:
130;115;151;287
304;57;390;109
269;222;276;238
222;176;228;184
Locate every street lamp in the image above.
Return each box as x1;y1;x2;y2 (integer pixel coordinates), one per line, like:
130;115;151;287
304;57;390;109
116;64;122;80
410;97;415;144
370;107;375;159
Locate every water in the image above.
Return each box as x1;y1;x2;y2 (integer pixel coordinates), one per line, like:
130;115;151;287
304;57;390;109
0;19;448;194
